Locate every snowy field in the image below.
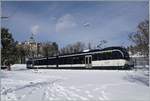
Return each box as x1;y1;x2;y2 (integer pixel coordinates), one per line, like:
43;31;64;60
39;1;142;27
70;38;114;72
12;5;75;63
0;66;150;101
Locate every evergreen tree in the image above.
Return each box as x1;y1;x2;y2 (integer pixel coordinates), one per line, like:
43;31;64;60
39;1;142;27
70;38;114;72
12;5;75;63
16;43;28;63
1;28;17;70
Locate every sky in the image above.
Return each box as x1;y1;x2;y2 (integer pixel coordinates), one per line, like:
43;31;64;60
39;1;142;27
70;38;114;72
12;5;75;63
1;1;149;48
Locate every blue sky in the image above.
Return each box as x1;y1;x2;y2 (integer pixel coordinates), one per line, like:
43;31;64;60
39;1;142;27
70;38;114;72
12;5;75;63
1;1;149;48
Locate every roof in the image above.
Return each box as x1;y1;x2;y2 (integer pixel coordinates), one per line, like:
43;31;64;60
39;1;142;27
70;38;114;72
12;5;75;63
59;46;126;56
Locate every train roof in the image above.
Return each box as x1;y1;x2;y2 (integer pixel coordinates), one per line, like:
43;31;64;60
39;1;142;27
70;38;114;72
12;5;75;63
60;46;126;55
30;46;128;60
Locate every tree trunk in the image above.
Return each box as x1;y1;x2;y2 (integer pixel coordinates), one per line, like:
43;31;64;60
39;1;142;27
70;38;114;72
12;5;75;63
7;64;11;71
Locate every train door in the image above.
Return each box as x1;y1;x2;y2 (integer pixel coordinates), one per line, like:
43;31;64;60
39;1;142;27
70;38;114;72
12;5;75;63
85;55;92;68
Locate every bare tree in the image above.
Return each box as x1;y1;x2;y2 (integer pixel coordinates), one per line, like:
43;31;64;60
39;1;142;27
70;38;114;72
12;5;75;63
129;20;149;56
73;42;85;53
97;40;107;49
60;42;85;55
87;42;92;50
42;42;58;57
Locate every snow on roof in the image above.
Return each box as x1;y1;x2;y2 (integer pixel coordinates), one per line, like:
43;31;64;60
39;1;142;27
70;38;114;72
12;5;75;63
83;49;90;52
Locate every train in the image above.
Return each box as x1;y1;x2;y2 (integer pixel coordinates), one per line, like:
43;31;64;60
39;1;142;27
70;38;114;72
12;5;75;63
26;46;133;70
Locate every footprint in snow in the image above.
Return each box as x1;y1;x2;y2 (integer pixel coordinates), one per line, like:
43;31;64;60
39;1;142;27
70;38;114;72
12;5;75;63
69;86;81;92
85;90;90;94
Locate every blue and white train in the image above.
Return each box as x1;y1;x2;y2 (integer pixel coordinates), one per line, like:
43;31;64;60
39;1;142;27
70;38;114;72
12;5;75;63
26;46;133;69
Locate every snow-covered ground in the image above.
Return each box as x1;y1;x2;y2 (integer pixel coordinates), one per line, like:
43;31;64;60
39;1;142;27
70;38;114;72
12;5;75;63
10;64;27;71
1;66;150;101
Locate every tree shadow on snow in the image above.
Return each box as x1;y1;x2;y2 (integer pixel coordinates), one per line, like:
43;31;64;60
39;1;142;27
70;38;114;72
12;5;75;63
123;71;149;86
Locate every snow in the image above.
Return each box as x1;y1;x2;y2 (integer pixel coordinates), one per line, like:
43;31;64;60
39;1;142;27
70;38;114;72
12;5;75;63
129;52;145;58
1;67;150;101
10;64;27;71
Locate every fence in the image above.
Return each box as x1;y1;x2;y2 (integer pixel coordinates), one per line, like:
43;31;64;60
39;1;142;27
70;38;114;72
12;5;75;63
130;56;149;70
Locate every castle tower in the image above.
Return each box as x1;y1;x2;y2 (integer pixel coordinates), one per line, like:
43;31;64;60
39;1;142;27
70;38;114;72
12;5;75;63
28;33;37;58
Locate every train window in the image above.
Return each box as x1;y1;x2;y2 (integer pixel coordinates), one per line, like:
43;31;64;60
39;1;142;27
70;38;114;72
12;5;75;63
36;60;39;65
107;52;112;59
98;53;104;60
72;56;77;64
112;51;123;59
85;57;88;64
58;55;85;65
73;57;76;64
80;56;84;64
102;52;106;60
50;58;55;65
59;57;70;64
27;60;32;65
93;54;98;61
89;57;92;64
67;57;72;64
95;52;113;60
43;59;47;65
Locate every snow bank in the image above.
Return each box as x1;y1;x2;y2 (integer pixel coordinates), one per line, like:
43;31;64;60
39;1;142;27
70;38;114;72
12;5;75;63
124;70;149;86
0;71;6;78
11;64;27;71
